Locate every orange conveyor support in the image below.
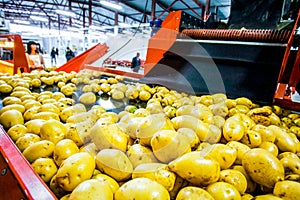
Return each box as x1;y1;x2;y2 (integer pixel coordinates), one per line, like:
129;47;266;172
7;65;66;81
55;43;109;73
0;34;29;75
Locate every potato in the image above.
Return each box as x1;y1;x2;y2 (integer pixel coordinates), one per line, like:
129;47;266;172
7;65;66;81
171;115;216;142
32;111;60;121
78;92;97;105
206;182;241;200
223;116;245;141
115;178;170;200
176;105;213;123
240;130;262;148
251;194;282;199
38;103;60;115
65;121;93;147
132;163;176;191
273;180;300;200
242;148;284;188
53;139;79;166
92;174;119;194
60;104;86;122
151;129;191;163
280;156;300;176
0;104;25;115
66;111;98;124
226;141;250;165
95;149;133;182
219;169;247;194
137;113;174;146
133;108;151;117
168;152;220;186
252;124;275;143
69;179;113;200
177;128;200;149
40;119;67;144
56;152;95;191
0;109;24;129
90;123;128;152
200;144;237;170
126;144;158;168
0;83;12;93
15;133;41;152
232;165;256;194
176;186;214;200
268;125;297;153
23;140;55;163
241;194;254;200
49;174;67;198
2;96;22;106
31;157;58;183
7;124;27;141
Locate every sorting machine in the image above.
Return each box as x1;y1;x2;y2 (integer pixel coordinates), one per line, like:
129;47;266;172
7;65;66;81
0;9;299;200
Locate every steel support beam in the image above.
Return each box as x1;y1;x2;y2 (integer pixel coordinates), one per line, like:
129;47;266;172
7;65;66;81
151;0;157;20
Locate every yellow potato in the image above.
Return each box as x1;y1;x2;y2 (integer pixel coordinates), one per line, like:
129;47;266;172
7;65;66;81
206;182;241;200
137;113;174;146
38;103;60;115
177;127;200;149
235;97;253;108
56;152;95;191
23;140;55;163
253;194;283;200
15;133;41;152
78;92;97;105
176;186;214;200
2;96;21;106
241;194;254;200
69;179;113;200
90;123;128;152
242;148;284;188
114;178;170;200
31;111;60;121
259;142;279;157
40;119;67;144
226;141;250;165
280;156;300;176
95;149;133;182
223;116;245;141
0;109;24;129
7;124;27;141
200;143;237;170
268;125;297;153
132;163;176;191
151;129;191;163
53;139;80;166
60;104;86;122
219;169;247;194
31;157;58;183
273;180;300;200
65;121;93;147
252;124;275;143
49;174;67;199
240;130;262;148
23;106;41;121
126;144;158;168
168;152;220;186
92;174;119;193
232;165;257;194
24;119;46;135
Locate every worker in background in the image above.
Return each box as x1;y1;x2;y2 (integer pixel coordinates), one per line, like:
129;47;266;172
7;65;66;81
26;41;45;71
50;47;57;66
131;52;141;73
65;47;75;62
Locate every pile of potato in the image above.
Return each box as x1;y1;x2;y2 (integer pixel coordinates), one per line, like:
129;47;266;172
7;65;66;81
0;69;300;200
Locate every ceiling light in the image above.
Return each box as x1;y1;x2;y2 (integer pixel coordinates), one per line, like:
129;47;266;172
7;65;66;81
100;1;122;10
30;16;48;22
55;9;76;17
13;19;30;25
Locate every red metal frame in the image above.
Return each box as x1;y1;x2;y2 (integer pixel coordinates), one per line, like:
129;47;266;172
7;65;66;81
0;34;29;74
55;43;109;73
0;127;57;200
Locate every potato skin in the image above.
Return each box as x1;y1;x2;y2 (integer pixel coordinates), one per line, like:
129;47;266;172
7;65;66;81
242;148;284;188
176;186;214;200
114;178;170;200
273;180;300;200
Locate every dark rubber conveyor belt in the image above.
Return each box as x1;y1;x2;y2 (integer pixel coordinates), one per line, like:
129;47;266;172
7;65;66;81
141;38;287;104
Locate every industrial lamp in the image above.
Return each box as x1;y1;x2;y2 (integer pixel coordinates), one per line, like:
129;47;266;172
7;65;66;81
100;0;123;10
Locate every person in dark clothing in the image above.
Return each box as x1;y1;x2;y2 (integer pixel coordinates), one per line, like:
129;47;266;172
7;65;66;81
131;52;141;73
50;47;57;65
65;47;75;62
